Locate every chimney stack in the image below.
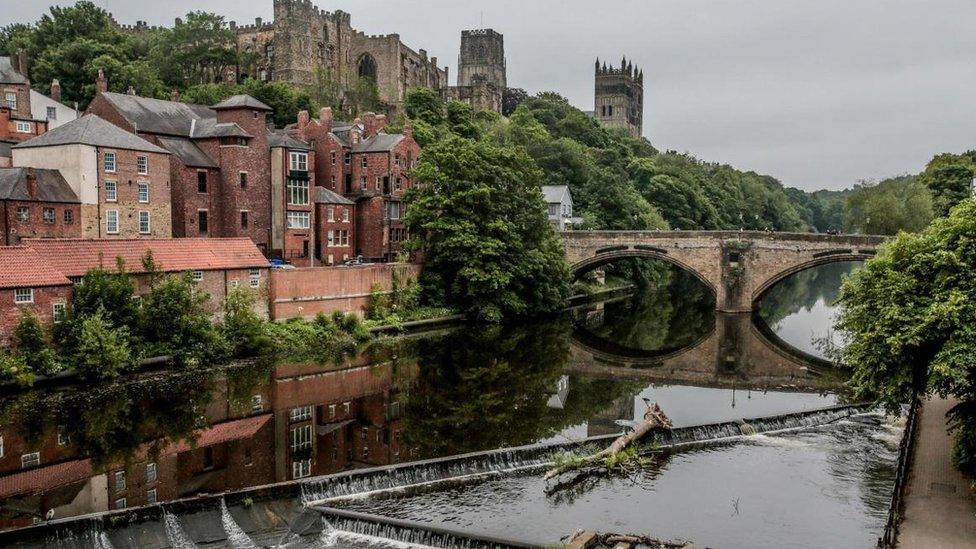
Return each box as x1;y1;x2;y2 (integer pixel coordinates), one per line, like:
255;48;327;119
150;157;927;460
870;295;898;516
25;168;37;199
375;114;388;133
319;107;333;133
96;69;108;94
361;112;378;137
402;122;413;140
350;118;362;144
14;50;29;81
170;89;180;102
50;79;61;103
297;109;311;129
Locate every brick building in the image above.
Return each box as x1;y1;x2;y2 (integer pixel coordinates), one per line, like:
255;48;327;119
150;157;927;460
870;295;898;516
0;246;71;345
315;187;355;265
291;108;419;262
10;114;173;239
87;91;275;254
0;55;49;165
269;133;315;263
25;238;271;318
0;168;81;245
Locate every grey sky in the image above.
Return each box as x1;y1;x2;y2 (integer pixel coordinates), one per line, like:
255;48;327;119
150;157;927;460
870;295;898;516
5;0;976;191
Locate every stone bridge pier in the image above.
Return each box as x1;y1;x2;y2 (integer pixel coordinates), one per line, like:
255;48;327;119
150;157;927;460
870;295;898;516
561;231;887;312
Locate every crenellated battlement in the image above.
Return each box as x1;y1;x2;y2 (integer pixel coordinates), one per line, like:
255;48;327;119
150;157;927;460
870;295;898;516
595;56;643;84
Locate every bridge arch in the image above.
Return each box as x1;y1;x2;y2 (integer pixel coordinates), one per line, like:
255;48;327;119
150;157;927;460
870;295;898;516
569;248;717;298
750;252;873;306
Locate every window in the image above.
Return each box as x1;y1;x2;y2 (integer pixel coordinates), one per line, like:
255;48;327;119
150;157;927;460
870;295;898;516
548;203;559;217
16;121;32;133
240;210;249;229
289;152;308;172
330;175;336;188
137;155;148;175
138;211;151;234
16;206;28;222
106;209;119;234
249;269;260;288
104;152;116;173
0;436;4;458
287;178;309;205
64;210;74;224
331;151;337;165
344;152;351;165
46;106;57;120
146;489;157;504
14;288;33;304
251;395;263;412
198;210;208;234
146;462;157;483
290;406;313;421
21;452;39;469
343;402;350;414
328;404;336;418
4;92;15;110
105;181;117;202
327;207;335;222
361;156;367;169
287;211;310;229
342;208;350;222
115;471;126;491
53;302;66;323
42;208;55;224
387;201;403;220
220;137;248;146
191;271;203;283
291;424;313;450
394;154;401;167
338;230;349;246
292;459;311;479
327;230;334;247
360;177;367;191
240;172;248;189
203;447;214;469
395;177;402;192
138;182;149;203
115;498;126;510
58;430;69;445
197;171;208;193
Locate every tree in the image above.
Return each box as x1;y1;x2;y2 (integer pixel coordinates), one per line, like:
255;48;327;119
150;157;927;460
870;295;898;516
629;158;721;229
405;136;571;321
150;11;238;88
404;86;445;126
139;273;227;366
843;176;934;235
221;287;272;358
917;152;976;217
836;198;976;473
502;87;528;116
12;312;62;376
75;309;133;379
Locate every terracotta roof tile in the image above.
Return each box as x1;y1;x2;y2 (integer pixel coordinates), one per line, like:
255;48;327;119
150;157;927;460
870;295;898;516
0;459;93;499
25;238;268;278
0;246;71;289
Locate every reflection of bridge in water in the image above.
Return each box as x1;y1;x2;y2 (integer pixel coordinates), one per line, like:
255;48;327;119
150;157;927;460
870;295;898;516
568;306;844;393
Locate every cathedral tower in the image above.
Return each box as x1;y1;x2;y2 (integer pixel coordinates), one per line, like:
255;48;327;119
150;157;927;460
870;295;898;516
458;29;506;89
594;56;644;138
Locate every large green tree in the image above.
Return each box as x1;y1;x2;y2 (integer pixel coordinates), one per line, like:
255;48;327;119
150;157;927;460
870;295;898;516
405;136;571;321
843;176;934;235
837;198;976;473
917;152;976;217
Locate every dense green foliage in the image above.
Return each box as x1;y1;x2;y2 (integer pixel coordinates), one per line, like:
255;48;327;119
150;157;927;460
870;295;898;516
917;152;976;217
842;176;934;235
837;199;976;473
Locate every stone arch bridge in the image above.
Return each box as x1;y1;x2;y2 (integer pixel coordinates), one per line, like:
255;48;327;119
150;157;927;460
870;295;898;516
562;231;887;312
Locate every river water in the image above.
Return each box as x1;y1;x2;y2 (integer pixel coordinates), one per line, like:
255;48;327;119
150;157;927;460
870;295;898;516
0;261;895;548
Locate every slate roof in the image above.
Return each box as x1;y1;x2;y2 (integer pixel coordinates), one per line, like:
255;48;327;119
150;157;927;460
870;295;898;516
212;95;272;111
0;141;11;159
268;132;310;151
157;137;219;169
99;92;215;137
191;118;251;139
315;187;355;205
541;185;571;204
0;247;71;289
352;133;405;153
0;168;80;203
26;238;268;277
0;57;27;85
11;114;169;154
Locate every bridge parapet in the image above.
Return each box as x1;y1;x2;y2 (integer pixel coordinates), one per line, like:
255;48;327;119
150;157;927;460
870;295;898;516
561;231;888;312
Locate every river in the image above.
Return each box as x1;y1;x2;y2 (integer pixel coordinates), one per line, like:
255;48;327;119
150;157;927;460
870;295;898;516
0;261;898;548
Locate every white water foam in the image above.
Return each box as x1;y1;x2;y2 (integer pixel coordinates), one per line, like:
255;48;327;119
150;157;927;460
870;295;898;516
220;499;259;549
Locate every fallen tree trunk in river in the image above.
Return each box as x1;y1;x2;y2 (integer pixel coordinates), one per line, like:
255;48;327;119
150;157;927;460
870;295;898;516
545;402;672;480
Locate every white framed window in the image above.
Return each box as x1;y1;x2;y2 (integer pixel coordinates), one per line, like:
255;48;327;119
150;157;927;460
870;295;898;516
327;229;334;247
342;208;350;222
21;452;40;469
361;156;367;169
344;152;351;165
53;302;66;323
287;179;309;205
360;177;367;191
327;207;335;222
331;151;337;165
328;404;336;418
138;211;151;234
106;209;119;234
287;211;310;229
343;402;350;414
137;155;148;175
138;182;149;203
146;462;157;483
105;181;117;202
290;406;313;422
4;92;15;110
394;154;401;167
292;459;311;479
114;470;126;491
42;208;55;224
15;121;32;133
115;498;126;510
191;270;203;283
289;152;308;172
251;395;263;412
146;489;157;504
104;152;116;173
16;206;27;222
249;269;260;288
291;424;312;450
14;288;32;304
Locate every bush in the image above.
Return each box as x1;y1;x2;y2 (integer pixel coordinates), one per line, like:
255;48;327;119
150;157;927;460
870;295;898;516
75;309;134;380
222;288;273;358
0;352;34;386
139;273;228;367
13;312;62;376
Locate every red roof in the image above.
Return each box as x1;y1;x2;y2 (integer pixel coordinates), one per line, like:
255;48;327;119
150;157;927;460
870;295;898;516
0;458;93;499
25;238;268;278
0;246;71;289
167;413;272;453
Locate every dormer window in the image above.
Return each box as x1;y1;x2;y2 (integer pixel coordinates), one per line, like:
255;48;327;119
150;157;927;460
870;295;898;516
289;152;308;172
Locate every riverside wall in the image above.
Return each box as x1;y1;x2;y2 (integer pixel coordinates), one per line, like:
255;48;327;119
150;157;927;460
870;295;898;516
269;263;422;320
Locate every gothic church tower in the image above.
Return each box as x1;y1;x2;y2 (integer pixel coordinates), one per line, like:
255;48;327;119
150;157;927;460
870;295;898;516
594;56;644;138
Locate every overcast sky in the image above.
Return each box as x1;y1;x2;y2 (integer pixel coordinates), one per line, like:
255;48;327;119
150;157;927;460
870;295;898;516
5;0;976;190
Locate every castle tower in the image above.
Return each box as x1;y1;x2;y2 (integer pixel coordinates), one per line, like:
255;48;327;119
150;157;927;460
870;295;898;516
458;29;506;90
594;56;644;139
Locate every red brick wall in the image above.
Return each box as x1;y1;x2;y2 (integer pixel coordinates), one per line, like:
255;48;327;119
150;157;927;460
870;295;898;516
94;147;172;239
0;284;71;346
316;202;355;265
127;267;270;319
282;149;315;264
269;263;420;319
1;83;32;120
169;162;218;239
1;200;81;245
214;108;272;253
0;108;46;142
85;94;137;134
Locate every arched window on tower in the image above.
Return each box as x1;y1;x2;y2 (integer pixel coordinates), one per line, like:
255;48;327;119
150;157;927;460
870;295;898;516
358;54;377;82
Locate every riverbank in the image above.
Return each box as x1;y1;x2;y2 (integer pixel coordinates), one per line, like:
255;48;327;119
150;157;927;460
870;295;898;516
897;396;976;548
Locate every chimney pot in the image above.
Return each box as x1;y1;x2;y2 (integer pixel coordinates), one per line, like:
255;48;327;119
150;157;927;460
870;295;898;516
319;106;333;132
50;79;61;103
298;110;310;128
96;69;108;94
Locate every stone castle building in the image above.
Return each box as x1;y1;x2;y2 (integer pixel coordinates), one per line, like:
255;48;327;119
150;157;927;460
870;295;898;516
594;56;644;138
443;29;506;113
232;0;447;109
